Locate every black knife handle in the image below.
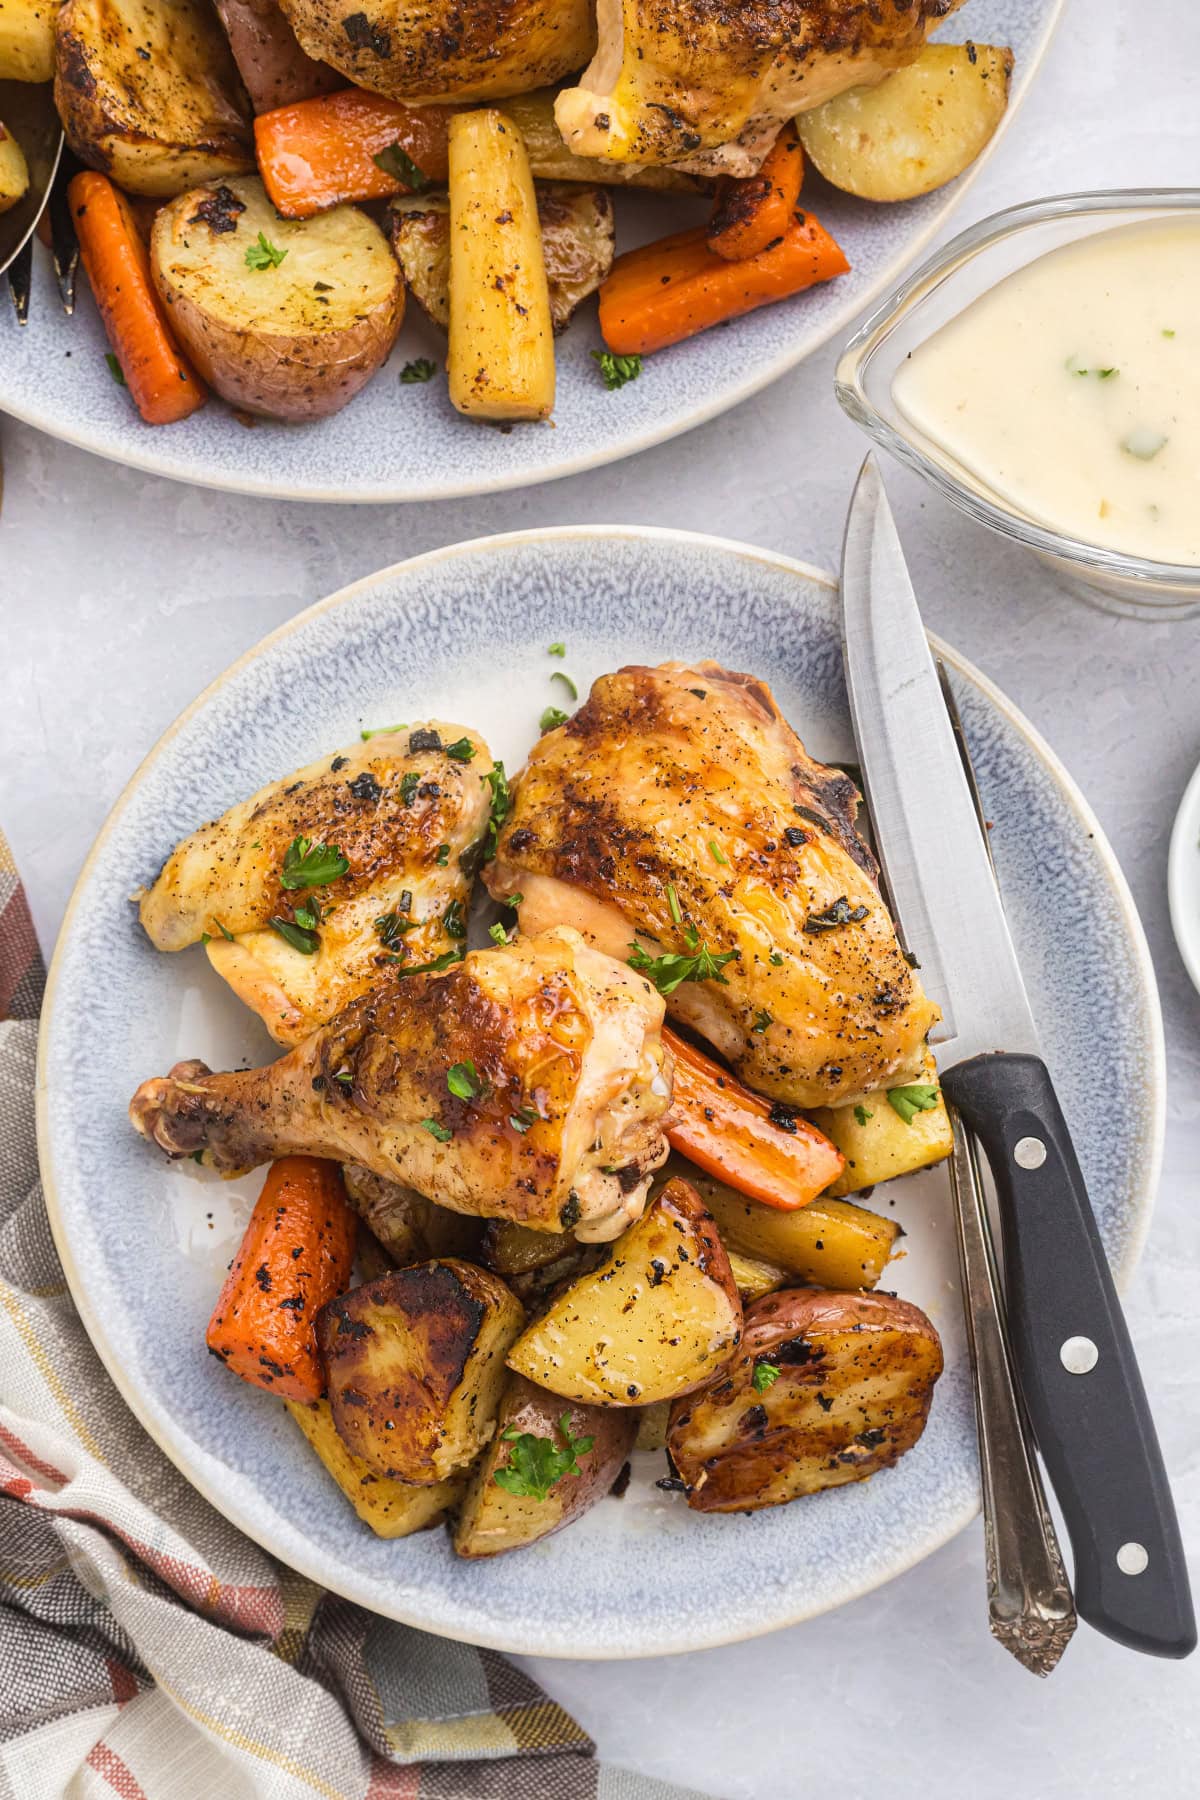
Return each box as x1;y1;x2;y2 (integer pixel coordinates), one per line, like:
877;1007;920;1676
940;1051;1195;1659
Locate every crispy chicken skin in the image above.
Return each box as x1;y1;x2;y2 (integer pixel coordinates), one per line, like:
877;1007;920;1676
137;723;492;1046
278;0;595;104
486;662;938;1109
129;927;672;1240
556;0;962;175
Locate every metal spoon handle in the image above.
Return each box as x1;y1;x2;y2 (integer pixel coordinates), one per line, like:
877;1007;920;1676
948;1108;1076;1674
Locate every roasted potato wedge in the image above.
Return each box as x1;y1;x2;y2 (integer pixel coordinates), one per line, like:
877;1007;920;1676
287;1398;463;1537
633;1399;671;1452
661;1158;900;1290
0;119;28;212
151;175;403;420
667;1286;944;1512
811;1057;953;1197
390;182;613;336
452;1373;635;1558
0;0;56;81
725;1248;787;1303
342;1163;483;1265
55;0;253;198
506;89;710;193
317;1260;524;1484
506;1176;742;1406
213;0;340;113
447;108;554;420
797;43;1013;204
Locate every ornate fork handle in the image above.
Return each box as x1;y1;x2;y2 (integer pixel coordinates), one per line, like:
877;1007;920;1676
948;1109;1076;1674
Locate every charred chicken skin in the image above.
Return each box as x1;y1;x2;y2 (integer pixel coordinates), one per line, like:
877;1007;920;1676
486;661;938;1109
137;723;493;1046
129;926;672;1240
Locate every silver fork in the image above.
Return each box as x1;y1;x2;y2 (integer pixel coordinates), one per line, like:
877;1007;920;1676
1;78;76;323
937;660;1076;1674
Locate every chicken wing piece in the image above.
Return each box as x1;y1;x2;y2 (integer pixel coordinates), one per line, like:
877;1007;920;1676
556;0;962;176
137;723;496;1046
130;927;671;1241
485;663;938;1110
278;0;595;104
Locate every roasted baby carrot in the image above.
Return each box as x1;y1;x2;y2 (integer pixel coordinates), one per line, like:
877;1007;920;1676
68;171;205;426
206;1157;357;1402
254;87;458;217
599;214;849;356
664;1027;844;1212
707;125;804;262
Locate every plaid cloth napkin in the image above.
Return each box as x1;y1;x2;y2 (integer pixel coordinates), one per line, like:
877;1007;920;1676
0;832;711;1800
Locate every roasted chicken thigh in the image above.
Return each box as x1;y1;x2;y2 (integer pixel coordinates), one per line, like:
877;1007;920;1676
137;723;494;1046
486;662;938;1109
556;0;963;175
130;927;671;1240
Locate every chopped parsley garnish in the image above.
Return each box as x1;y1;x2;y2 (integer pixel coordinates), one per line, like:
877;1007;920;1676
887;1083;941;1126
540;706;568;733
591;349;643;391
444;736;476;762
509;1105;538;1133
548;642;566;657
550;670;578;703
752;1009;772;1033
361;722;407;740
398;946;464;977
280;836;349;890
854;1105;874;1127
708;840;728;865
503;891;523;909
666;883;683;927
400;771;421;805
200;932;211;946
104;351;126;387
769;951;784;967
494;1415;594;1501
373;143;428;188
481;761;511;860
421;1117;453;1142
333;1068;353;1087
293;903;320;930
628;927;737;996
270;916;320;955
447;1060;480;1100
375;911;420;950
488;922;509;945
1163;328;1176;338
442;898;467;938
752;1362;780;1394
399;358;437;384
214;919;235;942
804;896;868;934
245;232;287;271
435;843;451;867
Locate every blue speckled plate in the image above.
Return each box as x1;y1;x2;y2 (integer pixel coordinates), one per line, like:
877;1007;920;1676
37;527;1161;1657
1;0;1060;502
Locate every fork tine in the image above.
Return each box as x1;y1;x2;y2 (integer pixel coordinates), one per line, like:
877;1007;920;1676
48;151;81;314
6;239;32;325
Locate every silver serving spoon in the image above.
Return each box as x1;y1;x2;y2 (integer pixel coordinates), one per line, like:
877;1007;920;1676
0;78;65;320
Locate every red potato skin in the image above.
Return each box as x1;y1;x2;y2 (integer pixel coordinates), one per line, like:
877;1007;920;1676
214;0;342;112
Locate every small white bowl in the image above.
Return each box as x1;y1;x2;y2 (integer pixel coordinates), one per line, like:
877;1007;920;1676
1168;760;1200;996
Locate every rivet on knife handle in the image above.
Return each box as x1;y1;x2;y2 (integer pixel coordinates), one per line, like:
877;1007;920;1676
948;1109;1076;1673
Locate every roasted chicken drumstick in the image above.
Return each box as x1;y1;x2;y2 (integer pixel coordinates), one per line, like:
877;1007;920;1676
137;722;495;1046
130;927;671;1240
486;662;938;1110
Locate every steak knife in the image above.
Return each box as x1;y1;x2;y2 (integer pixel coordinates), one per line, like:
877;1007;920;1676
839;455;1195;1659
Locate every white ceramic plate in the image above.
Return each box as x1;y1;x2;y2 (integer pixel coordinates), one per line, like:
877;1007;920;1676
37;526;1162;1657
1;0;1061;502
1168;758;1200;996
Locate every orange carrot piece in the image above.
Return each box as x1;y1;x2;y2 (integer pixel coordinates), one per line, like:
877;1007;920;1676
664;1027;844;1212
599;214;849;357
68;172;206;427
707;125;804;262
206;1157;357;1403
254;87;458;217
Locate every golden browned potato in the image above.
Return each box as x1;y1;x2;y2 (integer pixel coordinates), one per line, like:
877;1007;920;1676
663;1159;901;1290
341;1163;483;1266
811;1055;953;1197
0;0;57;81
390;182;614;336
55;0;253;198
317;1261;524;1484
452;1373;635;1558
667;1286;944;1512
286;1398;463;1537
0;119;28;213
725;1247;787;1303
506;1176;742;1406
447;108;554;421
633;1400;671;1452
506;90;710;192
797;43;1013;203
151;176;404;420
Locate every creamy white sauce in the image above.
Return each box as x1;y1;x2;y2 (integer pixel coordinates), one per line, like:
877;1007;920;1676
893;219;1200;563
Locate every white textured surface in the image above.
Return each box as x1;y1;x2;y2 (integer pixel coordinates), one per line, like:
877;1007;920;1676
1;0;1198;1793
